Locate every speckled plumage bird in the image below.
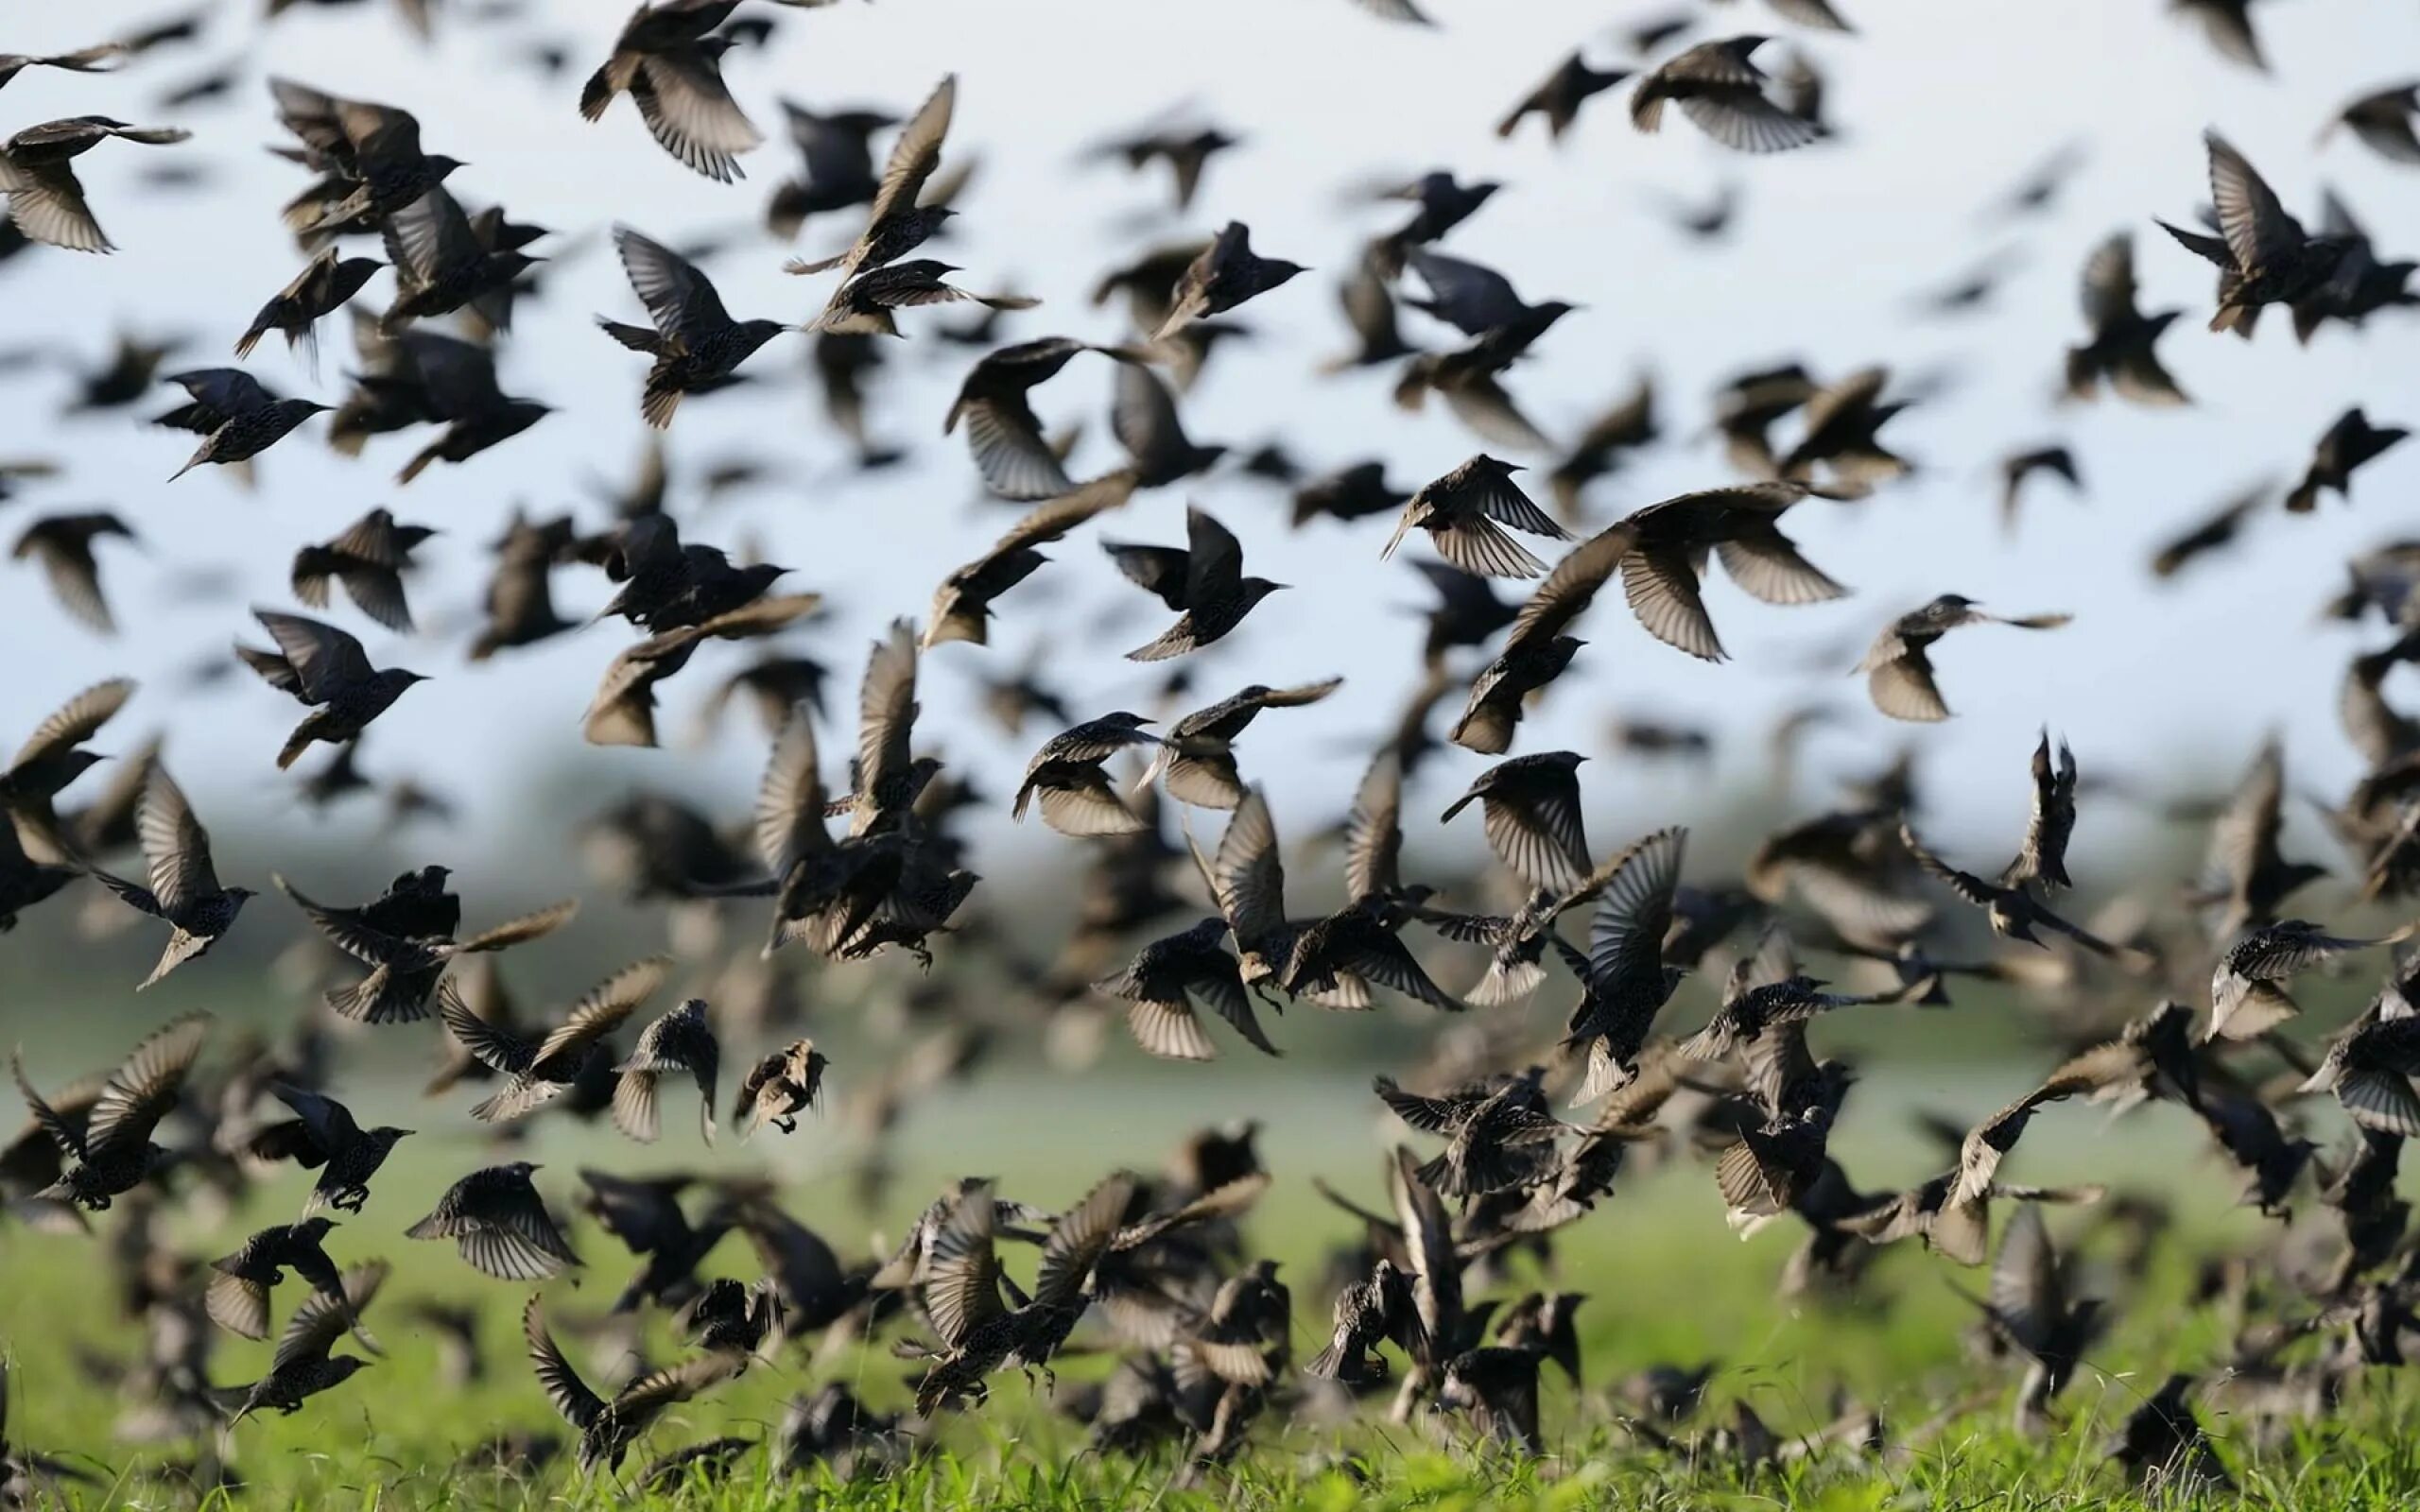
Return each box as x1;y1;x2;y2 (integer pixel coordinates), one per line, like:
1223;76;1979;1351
268;79;462;237
0;116;190;252
211;1259;387;1426
2207;919;2411;1042
734;1038;827;1137
440;956;670;1126
205;1218;348;1341
599;226;789;427
789;74;956;288
1146;679;1341;811
235;248;382;363
1112;507;1286;662
379;185;544;334
91;769;255;988
11;1010;210;1210
1383;455;1572;579
1013;713;1162;836
1153;222;1306;341
525;1295;741;1473
236;609;427;770
2159;132;2350;337
406;1161;581;1280
1095;917;1273;1061
247;1083;413;1214
613;996;721;1145
1900;821;2138;963
160;369;330;481
580;0;766;181
1857;595;2071;722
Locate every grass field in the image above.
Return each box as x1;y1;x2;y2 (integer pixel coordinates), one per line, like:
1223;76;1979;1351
6;1067;2415;1512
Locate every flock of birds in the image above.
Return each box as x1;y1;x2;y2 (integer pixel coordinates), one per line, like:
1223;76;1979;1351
5;0;2420;1503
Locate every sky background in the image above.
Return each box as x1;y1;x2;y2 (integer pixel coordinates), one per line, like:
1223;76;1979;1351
3;0;2418;900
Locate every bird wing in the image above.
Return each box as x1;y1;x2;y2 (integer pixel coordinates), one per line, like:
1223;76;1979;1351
9;676;134;773
613;223;731;342
1033;1171;1136;1309
865;74;955;229
533;956;670;1070
1213;788;1288;942
2205;131;2306;272
855;619;921;819
923;1188;1007;1348
1588;826;1688;988
138;766;220;915
85;1010;211;1160
1180;505;1246;609
1506;523;1633;651
253;610;375;702
1345;751;1404;905
523;1297;606;1431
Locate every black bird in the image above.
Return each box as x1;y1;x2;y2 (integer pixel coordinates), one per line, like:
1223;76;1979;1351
580;0;764;181
1547;376;1659;521
1088;117;1237;212
788;75;957;289
160;369;329;481
1013;713;1162;836
1559;827;1689;1100
1498;51;1632;142
92;768;255;988
235;248;382;363
2325;82;2420;166
11;1010;211;1209
1857;595;2070;722
1956;1205;2105;1432
205;1219;348;1341
212;1260;386;1426
2207;919;2408;1042
1899;821;2137;961
0;676;134;857
734;1039;827;1137
1617;483;1845;662
2159;131;2348;337
406;1161;581;1280
1154;222;1306;341
1322;248;1421;372
1306;1257;1424;1383
279;868;575;1024
946;337;1134;501
579;1168;734;1314
268;79;462;237
1147;679;1341;810
0;43;125;93
1376;1069;1564;1199
1113;506;1287;662
389;335;552;486
614;997;722;1146
1367;171;1499;273
1095;917;1275;1061
470;511;578;660
765;99;892;237
2004;732;2079;890
1383;455;1571;579
812;258;1036;338
1110;361;1226;486
379;185;544;333
12;511;136;633
1999;446;2083;533
1441;751;1592;895
440;956;670;1125
926;473;1137;648
0;116;191;251
247;1083;413;1214
1778;367;1910;485
2190;735;2326;936
2302;1000;2420;1138
1630;38;1819;153
2151;483;2263;578
2285;408;2408;513
2065;232;2187;405
525;1296;741;1473
2108;1375;2233;1493
291;508;435;633
237;609;427;770
911;1175;1134;1412
598;225;790;428
1450;522;1633;753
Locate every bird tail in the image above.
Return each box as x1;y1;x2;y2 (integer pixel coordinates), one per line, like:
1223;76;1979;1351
276;730;314;771
396;441;443;487
784;250;850;276
2283;473;2321;514
233;323;268;360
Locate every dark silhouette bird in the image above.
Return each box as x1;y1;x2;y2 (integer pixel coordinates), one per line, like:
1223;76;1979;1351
926;473;1136;648
599;225;789;427
1558;826;1688;1099
1956;1204;2105;1432
379;185;544;333
2172;0;2270;71
2151;482;2264;578
2065;232;2187;405
1857;595;2070;722
1096;917;1274;1061
525;1296;741;1473
0;676;134;859
1306;1256;1424;1383
580;0;765;181
10;1010;210;1209
912;1175;1135;1412
1013;713;1162;836
2108;1374;2233;1493
614;997;721;1146
235;248;382;363
1147;679;1341;810
1154;222;1306;341
947;337;1133;500
2159;132;2349;337
2003;732;2080;891
440;956;670;1125
205;1219;349;1341
1449;521;1633;753
1630;38;1819;153
236;609;427;770
2325;82;2420;165
268;79;462;237
0;116;190;252
1322;249;1421;372
2207;919;2410;1042
2190;735;2326;936
160;369;329;481
0;43;126;93
2285;408;2408;513
1366;170;1499;274
1547;376;1658;521
211;1260;387;1426
92;768;255;988
812;258;1037;338
1498;52;1632;142
764;97;893;237
279;868;575;1024
290;508;435;632
1618;483;1846;662
1376;1068;1564;1199
1899;820;2138;961
1441;751;1592;895
1112;506;1287;662
1087;118;1237;212
406;1161;580;1280
247;1083;413;1214
1778;367;1910;485
734;1039;827;1137
12;511;135;633
2291;189;2419;344
1383;455;1571;579
1999;446;2082;533
787;75;957;289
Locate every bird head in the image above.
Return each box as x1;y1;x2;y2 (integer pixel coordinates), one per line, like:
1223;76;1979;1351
296;1215;338;1242
371;1127;415;1150
1241;576;1288;603
426;154;469;181
226;885;260;902
1101;711;1155;729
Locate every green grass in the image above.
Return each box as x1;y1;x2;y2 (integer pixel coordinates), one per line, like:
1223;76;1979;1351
8;1079;2418;1512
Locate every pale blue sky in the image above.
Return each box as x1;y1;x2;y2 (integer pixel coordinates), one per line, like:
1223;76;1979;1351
3;0;2416;892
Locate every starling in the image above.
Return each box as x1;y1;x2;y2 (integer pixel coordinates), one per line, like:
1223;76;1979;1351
614;997;721;1146
1713;360;1818;474
1391;317;1567;454
385;333;553;486
248;1083;413;1214
1146;679;1341;810
1376;1068;1564;1199
234;247;382;363
12;511;136;633
1957;1205;2106;1432
926;472;1137;648
237;609;427;770
0;44;125;92
441;956;671;1125
2065;232;2187;405
1306;1257;1425;1383
1111;360;1225;486
945;336;1135;501
2325;82;2420;165
1114;507;1287;662
1559;827;1689;1100
912;1174;1134;1412
580;0;764;181
278;868;575;1024
1630;38;1820;154
1998;446;2082;533
2190;735;2326;935
791;75;956;291
379;185;545;333
2284;408;2408;513
1778;367;1910;485
0;813;75;936
91;768;254;988
1087;118;1237;212
1383;455;1572;579
2207;919;2411;1042
2108;1374;2234;1493
765;99;892;237
1441;751;1592;895
211;1260;387;1425
1547;376;1658;522
579;1168;735;1314
1095;917;1274;1062
2301;1002;2420;1138
525;1296;742;1473
1321;248;1420;373
12;1010;210;1210
0;116;191;252
205;1218;349;1341
290;508;436;632
734;1038;827;1137
2158;131;2349;337
598;226;790;428
1366;170;1499;273
813;258;1037;338
1497;51;1632;143
0;677;133;859
1617;483;1845;662
1154;222;1306;341
1438;1346;1545;1452
2172;0;2269;70
1012;713;1163;836
2290;190;2418;344
406;1162;580;1280
268;79;462;236
1856;594;2071;722
1899;821;2138;961
160;369;330;480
